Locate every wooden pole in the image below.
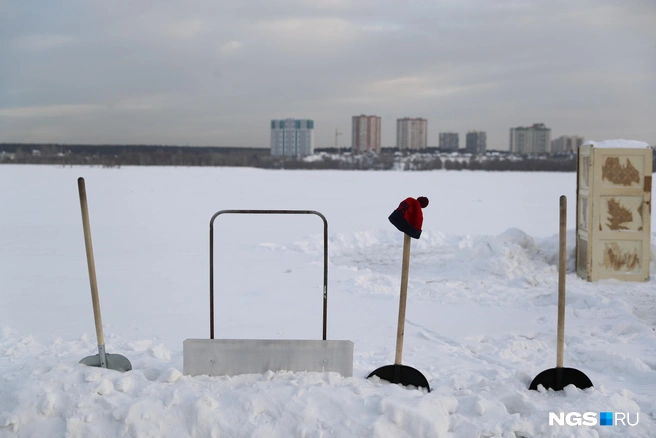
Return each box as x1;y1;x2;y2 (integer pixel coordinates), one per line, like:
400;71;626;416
395;234;412;365
556;195;567;368
78;177;107;368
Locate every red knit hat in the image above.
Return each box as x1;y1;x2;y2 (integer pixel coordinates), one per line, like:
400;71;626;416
418;196;429;208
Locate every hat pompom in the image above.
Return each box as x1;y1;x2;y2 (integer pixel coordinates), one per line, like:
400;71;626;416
418;196;429;208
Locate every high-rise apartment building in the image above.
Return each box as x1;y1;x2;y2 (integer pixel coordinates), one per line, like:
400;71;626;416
439;132;459;152
465;131;487;154
509;123;552;155
396;118;428;150
270;118;314;156
351;115;381;154
551;135;584;154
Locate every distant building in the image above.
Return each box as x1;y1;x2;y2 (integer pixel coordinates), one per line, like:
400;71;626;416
270;118;314;156
465;131;487;154
352;115;381;154
439;132;459;152
551;135;584;154
509;123;552;154
396;118;428;150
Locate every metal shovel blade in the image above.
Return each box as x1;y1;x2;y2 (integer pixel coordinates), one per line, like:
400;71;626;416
80;353;132;372
368;364;431;392
529;367;593;391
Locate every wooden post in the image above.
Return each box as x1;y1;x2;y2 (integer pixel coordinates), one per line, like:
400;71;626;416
78;177;107;368
556;195;566;368
395;234;412;365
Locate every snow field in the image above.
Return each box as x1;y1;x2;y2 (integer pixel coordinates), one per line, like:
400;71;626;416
1;165;655;437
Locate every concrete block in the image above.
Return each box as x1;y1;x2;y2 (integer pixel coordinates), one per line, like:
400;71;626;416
183;339;354;377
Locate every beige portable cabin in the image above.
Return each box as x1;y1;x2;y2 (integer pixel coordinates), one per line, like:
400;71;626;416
576;140;653;282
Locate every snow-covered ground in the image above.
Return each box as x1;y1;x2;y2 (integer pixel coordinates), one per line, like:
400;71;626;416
1;164;655;437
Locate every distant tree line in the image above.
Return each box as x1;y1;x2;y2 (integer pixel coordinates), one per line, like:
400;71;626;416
0;143;270;168
6;142;652;172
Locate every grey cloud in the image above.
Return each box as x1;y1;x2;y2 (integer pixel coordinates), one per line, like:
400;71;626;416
1;0;654;148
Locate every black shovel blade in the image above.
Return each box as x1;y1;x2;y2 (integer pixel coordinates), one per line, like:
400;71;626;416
529;367;593;391
80;353;132;372
368;364;431;392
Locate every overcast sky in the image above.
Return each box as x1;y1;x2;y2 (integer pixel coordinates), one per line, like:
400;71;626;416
1;0;655;150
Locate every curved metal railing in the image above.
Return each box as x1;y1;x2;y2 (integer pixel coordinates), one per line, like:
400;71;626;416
209;210;328;340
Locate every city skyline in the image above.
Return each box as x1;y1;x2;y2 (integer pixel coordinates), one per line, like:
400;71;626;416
2;1;654;150
270;115;588;152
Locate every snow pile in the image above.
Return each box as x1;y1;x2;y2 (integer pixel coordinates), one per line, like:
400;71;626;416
583;139;652;149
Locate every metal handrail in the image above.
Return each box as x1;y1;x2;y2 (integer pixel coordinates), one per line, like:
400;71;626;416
209;210;328;340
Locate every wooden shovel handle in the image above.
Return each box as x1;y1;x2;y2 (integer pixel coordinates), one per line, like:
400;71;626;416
556;195;566;368
78;177;105;346
395;234;412;365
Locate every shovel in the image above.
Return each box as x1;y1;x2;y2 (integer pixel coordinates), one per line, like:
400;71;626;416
368;234;430;392
529;195;591;391
78;177;132;372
